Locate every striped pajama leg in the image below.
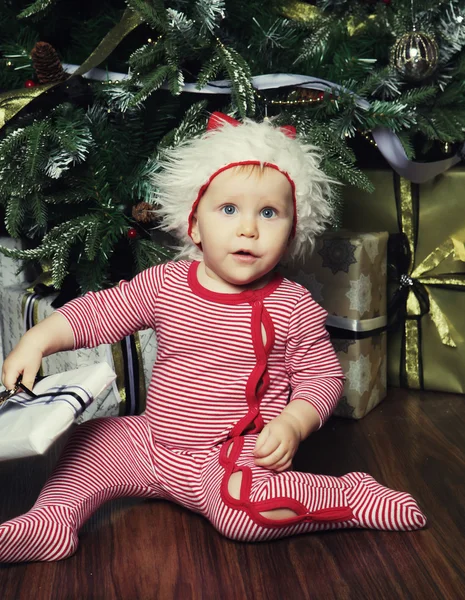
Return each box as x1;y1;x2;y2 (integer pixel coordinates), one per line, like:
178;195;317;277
201;436;427;542
0;416;162;563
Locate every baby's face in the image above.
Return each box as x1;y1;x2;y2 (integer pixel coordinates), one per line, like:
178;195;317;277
190;166;294;291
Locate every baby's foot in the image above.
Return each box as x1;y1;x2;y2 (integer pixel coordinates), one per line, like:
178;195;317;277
0;505;78;563
344;473;427;531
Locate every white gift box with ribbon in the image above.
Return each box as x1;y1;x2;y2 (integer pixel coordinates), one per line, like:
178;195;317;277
0;362;116;461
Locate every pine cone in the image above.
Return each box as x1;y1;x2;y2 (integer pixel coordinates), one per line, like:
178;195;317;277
132;202;156;224
31;41;68;84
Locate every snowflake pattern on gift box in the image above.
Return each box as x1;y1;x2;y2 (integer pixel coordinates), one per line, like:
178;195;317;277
318;239;357;274
331;338;356;354
346;274;372;315
363;235;379;263
380;255;387;276
347;354;372;395
295;270;324;303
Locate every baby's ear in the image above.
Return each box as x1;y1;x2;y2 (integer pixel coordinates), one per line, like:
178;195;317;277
190;213;201;245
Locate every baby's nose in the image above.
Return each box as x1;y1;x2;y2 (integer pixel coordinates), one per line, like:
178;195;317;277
237;217;258;237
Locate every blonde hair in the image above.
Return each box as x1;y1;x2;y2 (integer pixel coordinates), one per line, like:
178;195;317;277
153;117;336;262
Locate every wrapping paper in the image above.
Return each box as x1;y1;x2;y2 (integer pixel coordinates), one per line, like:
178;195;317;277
341;169;465;393
284;231;388;419
0;236;26;288
0;363;116;460
0;237;26;366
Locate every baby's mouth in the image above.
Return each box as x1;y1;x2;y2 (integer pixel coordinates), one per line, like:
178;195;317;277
232;250;258;262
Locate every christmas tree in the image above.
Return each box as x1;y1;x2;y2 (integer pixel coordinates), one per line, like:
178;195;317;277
1;0;465;296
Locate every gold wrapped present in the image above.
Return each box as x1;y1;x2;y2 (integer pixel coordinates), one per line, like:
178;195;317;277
341;169;465;393
284;231;389;419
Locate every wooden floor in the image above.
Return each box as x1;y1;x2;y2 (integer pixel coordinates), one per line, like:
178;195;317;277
0;388;464;600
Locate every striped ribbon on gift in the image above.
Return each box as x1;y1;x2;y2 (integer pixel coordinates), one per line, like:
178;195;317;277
21;292;146;415
3;384;94;419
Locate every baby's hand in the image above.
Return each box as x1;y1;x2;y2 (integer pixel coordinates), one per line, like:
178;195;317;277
2;342;43;391
253;414;301;472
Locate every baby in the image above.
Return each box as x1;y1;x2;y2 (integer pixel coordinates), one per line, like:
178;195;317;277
0;112;426;563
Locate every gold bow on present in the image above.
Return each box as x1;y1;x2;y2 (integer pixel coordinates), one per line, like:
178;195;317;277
392;176;465;389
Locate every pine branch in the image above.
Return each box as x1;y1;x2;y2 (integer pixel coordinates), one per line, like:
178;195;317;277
157;100;208;150
94;84;145;113
84;219;101;261
325;158;375;192
194;0;226;36
24;121;50;179
166;8;196;42
215;42;255;116
396;131;416;159
132;65;172;104
358;68;403;100
129;41;165;72
42;188;90;204
166;65;185;96
17;0;57;19
30;191;48;230
131;238;174;272
398;87;438;105
5;196;26;237
195;52;223;89
75;258;109;293
434;80;465;106
125;0;168;32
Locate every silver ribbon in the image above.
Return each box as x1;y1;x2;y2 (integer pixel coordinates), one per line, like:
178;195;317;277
326;314;387;333
62;67;463;184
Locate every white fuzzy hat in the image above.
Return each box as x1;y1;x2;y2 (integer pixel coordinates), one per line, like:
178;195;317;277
153;112;335;261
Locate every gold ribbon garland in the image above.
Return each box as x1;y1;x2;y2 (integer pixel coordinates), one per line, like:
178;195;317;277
73;8;143;77
0;8;143;130
397;177;465;388
0;83;55;129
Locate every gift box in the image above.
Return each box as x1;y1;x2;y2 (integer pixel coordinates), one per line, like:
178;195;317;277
284;231;388;419
340;168;465;393
0;237;27;288
0;284;158;421
0;362;116;461
0;237;27;366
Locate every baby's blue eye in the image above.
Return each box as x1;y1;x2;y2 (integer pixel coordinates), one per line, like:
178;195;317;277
222;205;236;215
261;208;276;219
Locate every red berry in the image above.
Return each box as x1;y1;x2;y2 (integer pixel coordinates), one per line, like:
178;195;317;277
24;79;36;88
127;227;138;239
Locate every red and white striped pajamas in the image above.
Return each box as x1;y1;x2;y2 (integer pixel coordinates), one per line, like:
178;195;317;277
0;260;426;563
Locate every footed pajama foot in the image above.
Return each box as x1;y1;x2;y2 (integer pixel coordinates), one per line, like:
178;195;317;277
344;473;427;531
0;505;78;563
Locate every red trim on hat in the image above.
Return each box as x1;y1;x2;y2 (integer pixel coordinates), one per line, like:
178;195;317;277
187;161;297;244
207;112;297;139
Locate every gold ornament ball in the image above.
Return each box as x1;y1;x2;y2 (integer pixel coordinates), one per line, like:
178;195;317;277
391;32;439;81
